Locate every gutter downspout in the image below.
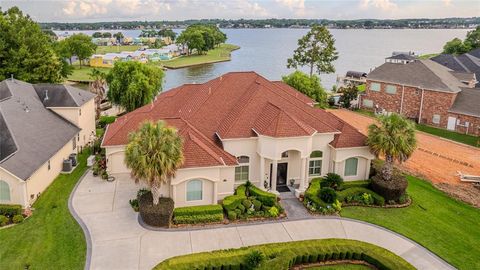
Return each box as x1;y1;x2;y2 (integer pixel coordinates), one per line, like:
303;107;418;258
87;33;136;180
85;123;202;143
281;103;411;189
418;88;425;124
400;85;405;115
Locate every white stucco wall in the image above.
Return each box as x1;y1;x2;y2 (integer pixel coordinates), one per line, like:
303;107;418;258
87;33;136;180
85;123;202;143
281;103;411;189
0;168;26;206
330;146;374;181
105;146;130;174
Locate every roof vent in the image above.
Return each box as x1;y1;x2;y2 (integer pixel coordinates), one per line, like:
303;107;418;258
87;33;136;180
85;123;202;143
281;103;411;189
24;106;30;113
43;90;49;103
10;74;14;81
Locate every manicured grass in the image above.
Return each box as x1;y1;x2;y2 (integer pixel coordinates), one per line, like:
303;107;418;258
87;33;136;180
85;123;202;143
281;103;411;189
68;66;110;82
159;43;239;69
418;53;440;59
352;109;375;118
416;123;479;147
96;45;141;54
307;264;371;270
154;239;415;270
341;176;480;270
0;150;90;270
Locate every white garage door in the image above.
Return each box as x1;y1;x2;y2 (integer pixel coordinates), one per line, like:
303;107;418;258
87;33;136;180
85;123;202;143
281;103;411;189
107;151;130;174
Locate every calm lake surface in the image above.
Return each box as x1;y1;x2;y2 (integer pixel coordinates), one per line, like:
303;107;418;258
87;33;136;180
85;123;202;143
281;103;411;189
61;29;469;90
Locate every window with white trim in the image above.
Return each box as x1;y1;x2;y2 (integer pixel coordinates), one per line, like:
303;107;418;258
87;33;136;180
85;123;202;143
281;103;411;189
345;158;358;176
386;85;397;94
0;180;10;202
432;114;441;124
235;156;249;182
308;151;323;176
186;179;202;201
369;82;381;92
363;99;373;108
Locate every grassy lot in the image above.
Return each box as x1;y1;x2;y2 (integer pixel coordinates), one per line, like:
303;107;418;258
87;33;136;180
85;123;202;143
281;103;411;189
68;66;110;82
416;123;479;147
159;43;240;69
0;150;90;270
96;45;141;54
307;264;371;270
154;239;414;270
418;53;440;59
341;176;480;270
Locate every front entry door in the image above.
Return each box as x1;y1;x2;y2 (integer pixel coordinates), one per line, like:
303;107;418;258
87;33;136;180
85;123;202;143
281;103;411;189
447;117;456;131
277;163;288;187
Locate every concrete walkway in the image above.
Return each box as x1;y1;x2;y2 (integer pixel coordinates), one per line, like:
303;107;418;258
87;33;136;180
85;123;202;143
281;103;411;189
71;171;455;270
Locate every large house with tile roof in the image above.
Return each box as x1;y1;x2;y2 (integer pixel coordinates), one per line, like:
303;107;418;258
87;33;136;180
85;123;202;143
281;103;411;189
102;72;374;207
0;79;95;207
360;57;480;136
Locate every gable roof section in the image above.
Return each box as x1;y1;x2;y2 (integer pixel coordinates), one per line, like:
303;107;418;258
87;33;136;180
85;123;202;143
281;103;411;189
33;84;95;107
103;72;368;168
449;88;480;117
432;50;480;87
368;59;464;93
0;79;80;180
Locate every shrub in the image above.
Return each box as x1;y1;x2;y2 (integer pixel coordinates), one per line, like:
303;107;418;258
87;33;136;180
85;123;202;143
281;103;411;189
341;180;370;190
173;213;223;224
398;193;409;204
319;187;337;203
360;193;374;205
235;185;247;196
228;211;237;220
371;174;408;201
137;188;150;199
237;204;246;213
268;206;279;217
138;192;174;228
304;179;328;208
0;204;22;217
332;200;342;212
321;173;343;190
0;215;9;226
12;214;24;224
252;200;262;211
174;205;223;217
98;115;117;128
242;199;252;209
248;186;277;207
337;187;385;206
222;195;246;212
245;250;265;269
129;199;139;212
234;208;242;216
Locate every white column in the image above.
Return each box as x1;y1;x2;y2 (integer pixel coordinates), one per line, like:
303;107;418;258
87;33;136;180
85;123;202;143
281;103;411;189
172;184;177;203
300;157;307;191
213;181;218;204
271;160;278;191
259;156;265;190
365;159;371;180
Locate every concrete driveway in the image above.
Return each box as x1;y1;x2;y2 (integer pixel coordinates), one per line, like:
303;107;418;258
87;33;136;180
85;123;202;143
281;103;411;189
71;172;454;270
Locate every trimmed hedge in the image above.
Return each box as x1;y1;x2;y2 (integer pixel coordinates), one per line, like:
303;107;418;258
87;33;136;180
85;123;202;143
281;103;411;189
249;185;276;207
153;239;415;270
222;194;246;212
304;178;328;207
98;115;117;128
139;192;174;228
235;185;247;196
337;187;385;206
173;205;224;224
0;204;22;217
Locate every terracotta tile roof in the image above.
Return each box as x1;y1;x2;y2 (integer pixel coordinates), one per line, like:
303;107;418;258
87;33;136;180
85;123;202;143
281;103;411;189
102;72;367;168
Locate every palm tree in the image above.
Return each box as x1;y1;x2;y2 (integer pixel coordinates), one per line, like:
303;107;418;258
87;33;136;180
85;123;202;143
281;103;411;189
88;68;107;120
125;120;184;205
367;113;417;181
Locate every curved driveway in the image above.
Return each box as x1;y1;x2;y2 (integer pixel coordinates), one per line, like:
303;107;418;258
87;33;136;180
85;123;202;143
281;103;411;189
71;172;454;270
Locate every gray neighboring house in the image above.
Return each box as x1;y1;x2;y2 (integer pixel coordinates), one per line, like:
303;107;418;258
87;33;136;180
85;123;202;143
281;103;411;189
0;78;95;207
432;48;480;87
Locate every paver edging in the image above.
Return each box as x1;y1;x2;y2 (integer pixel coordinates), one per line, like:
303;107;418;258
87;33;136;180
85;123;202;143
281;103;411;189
68;169;93;270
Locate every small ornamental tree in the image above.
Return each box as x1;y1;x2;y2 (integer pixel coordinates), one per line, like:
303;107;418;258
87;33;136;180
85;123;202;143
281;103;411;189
282;70;328;107
125;121;183;205
337;84;359;109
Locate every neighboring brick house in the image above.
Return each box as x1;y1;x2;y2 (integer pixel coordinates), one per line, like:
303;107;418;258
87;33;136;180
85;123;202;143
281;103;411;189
359;57;480;136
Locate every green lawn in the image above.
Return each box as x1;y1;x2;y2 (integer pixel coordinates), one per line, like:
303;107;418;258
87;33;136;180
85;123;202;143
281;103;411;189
96;45;141;54
0;150;90;270
306;264;371;270
159;43;240;69
416;123;479;147
68;66;110;82
341;176;480;270
418;53;440;59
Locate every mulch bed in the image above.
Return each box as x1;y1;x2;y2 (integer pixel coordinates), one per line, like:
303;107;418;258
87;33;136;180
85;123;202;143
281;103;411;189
292;259;376;269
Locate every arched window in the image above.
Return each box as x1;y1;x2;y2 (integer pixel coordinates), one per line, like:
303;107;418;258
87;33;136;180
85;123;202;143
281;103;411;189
186;179;202;201
0;180;11;202
345;158;358;176
235;156;249;182
308;151;323;176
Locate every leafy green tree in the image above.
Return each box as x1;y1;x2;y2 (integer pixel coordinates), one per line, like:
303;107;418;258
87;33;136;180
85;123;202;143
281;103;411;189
177;29;205;55
443;38;470;55
42;29;57;41
176;25;226;55
125;120;184;205
88;68;107;120
465;26;480;50
287;25;339;77
282;71;328;107
0;7;65;83
101;32;112;38
139;29;158;37
367;113;417;181
113;32;124;43
92;32;103;38
64;34;97;66
337;84;359;109
158;28;176;41
106;61;164;112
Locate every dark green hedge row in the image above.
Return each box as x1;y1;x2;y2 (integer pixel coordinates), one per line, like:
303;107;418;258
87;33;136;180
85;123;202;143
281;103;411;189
337;187;385;206
304;178;328;207
153;239;415;270
173;205;224;224
173;213;224;224
248;185;276;207
0;204;22;217
223;194;246;212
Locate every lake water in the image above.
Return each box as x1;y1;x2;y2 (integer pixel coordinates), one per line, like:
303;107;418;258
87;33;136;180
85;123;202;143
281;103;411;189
60;28;469;90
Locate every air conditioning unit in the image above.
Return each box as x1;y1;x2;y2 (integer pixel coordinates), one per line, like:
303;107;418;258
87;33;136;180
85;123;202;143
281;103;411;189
63;159;72;172
69;153;77;167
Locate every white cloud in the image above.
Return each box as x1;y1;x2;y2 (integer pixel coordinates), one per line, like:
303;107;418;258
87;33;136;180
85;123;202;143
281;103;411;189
360;0;398;12
443;0;452;6
275;0;305;16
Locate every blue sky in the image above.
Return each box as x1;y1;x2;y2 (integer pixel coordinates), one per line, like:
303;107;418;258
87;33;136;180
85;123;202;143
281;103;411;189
0;0;478;22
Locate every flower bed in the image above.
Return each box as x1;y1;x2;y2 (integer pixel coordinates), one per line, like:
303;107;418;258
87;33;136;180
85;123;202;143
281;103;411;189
153;239;415;270
222;182;285;221
0;204;25;228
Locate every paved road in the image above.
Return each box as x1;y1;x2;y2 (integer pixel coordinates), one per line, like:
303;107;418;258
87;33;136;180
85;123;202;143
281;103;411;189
329;109;480;185
71;172;454;270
